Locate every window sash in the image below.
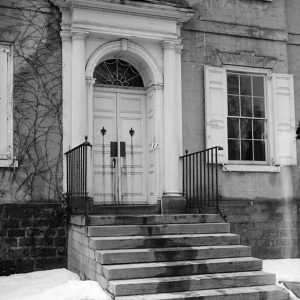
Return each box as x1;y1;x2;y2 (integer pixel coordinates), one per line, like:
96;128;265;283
227;71;267;163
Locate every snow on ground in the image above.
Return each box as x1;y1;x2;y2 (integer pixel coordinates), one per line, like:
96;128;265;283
0;268;111;300
263;259;300;300
0;260;299;300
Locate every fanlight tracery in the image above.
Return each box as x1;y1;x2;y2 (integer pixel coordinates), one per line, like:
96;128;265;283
93;59;144;87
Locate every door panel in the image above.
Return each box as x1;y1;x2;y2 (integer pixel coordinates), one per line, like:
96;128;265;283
119;92;147;204
93;88;148;204
93;91;117;204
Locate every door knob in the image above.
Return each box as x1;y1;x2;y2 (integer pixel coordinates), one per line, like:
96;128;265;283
112;158;116;168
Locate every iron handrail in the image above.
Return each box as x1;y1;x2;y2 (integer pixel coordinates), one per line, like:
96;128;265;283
65;136;93;216
180;146;223;213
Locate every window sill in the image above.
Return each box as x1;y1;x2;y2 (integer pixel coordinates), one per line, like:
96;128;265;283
222;164;280;173
0;159;18;168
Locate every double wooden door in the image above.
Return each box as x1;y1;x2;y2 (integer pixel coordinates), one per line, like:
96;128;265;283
93;87;147;204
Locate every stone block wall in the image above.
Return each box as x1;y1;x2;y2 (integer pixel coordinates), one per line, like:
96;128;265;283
0;203;67;275
68;216;97;281
219;199;299;259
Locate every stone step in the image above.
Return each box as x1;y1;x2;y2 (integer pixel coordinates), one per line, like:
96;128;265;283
87;223;230;237
108;271;275;296
92;204;160;215
88;214;223;226
89;233;240;250
100;257;262;280
96;245;251;265
115;285;289;300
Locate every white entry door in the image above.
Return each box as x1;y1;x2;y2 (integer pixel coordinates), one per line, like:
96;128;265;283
93;87;148;204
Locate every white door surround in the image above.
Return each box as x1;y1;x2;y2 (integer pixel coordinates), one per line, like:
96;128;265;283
57;0;194;204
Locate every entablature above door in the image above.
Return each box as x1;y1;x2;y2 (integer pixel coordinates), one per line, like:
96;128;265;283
53;0;194;41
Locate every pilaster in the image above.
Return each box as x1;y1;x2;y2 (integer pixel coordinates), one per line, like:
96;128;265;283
71;31;89;146
162;39;182;196
61;30;72;192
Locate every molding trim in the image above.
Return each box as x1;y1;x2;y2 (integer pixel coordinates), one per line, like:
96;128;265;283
85;39;163;86
222;164;281;173
217;51;277;69
184;20;288;42
55;0;194;22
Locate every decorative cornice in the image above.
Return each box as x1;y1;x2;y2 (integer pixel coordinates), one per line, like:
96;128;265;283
55;0;194;23
217;51;277;69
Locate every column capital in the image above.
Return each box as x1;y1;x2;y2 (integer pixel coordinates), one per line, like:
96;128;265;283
175;43;183;54
60;30;71;41
162;39;181;50
86;77;96;86
71;30;89;40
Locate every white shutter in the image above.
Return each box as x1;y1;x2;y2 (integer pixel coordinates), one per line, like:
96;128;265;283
0;48;9;159
204;65;228;164
273;73;297;165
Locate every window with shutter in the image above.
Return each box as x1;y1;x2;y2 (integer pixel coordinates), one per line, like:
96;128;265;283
204;65;296;170
0;44;13;167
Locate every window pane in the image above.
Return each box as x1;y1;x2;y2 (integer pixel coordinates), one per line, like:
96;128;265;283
253;76;264;97
241;118;252;139
253;119;265;139
241;96;252;117
253;97;265;118
227;74;239;94
228;95;240;116
240;75;252;96
254;141;266;161
228;118;239;138
241;140;253;160
228;139;240;160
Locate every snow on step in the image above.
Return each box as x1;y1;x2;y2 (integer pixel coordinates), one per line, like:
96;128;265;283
114;285;289;300
100;257;262;280
108;271;276;296
87;223;230;237
96;245;252;264
89;233;240;250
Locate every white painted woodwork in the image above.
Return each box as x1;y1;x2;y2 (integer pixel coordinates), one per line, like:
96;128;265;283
205;65;297;167
57;0;194;200
204;65;228;164
163;41;181;196
0;45;13;162
71;32;88;147
273;73;297;165
93;87;148;204
61;32;72;191
0;49;8;158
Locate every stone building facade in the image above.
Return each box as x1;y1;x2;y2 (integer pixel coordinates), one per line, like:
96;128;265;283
0;0;300;273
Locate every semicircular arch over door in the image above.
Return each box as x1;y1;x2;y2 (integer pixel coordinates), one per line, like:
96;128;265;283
92;59;152;205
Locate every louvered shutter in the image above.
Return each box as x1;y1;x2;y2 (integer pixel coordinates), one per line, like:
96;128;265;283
204;65;228;164
0;47;9;159
273;73;297;165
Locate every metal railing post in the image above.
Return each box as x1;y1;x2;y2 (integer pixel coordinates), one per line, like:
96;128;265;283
179;146;222;213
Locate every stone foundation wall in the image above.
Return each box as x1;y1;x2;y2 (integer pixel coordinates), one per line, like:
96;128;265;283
219;199;299;259
67;216;96;281
0;203;66;275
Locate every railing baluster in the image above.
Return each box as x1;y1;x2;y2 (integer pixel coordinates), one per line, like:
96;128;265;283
65;138;92;216
196;153;199;209
211;149;214;207
180;146;221;213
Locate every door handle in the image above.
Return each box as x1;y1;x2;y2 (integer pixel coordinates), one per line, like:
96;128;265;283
112;158;116;168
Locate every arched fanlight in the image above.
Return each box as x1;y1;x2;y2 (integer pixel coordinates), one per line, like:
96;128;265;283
93;59;144;87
